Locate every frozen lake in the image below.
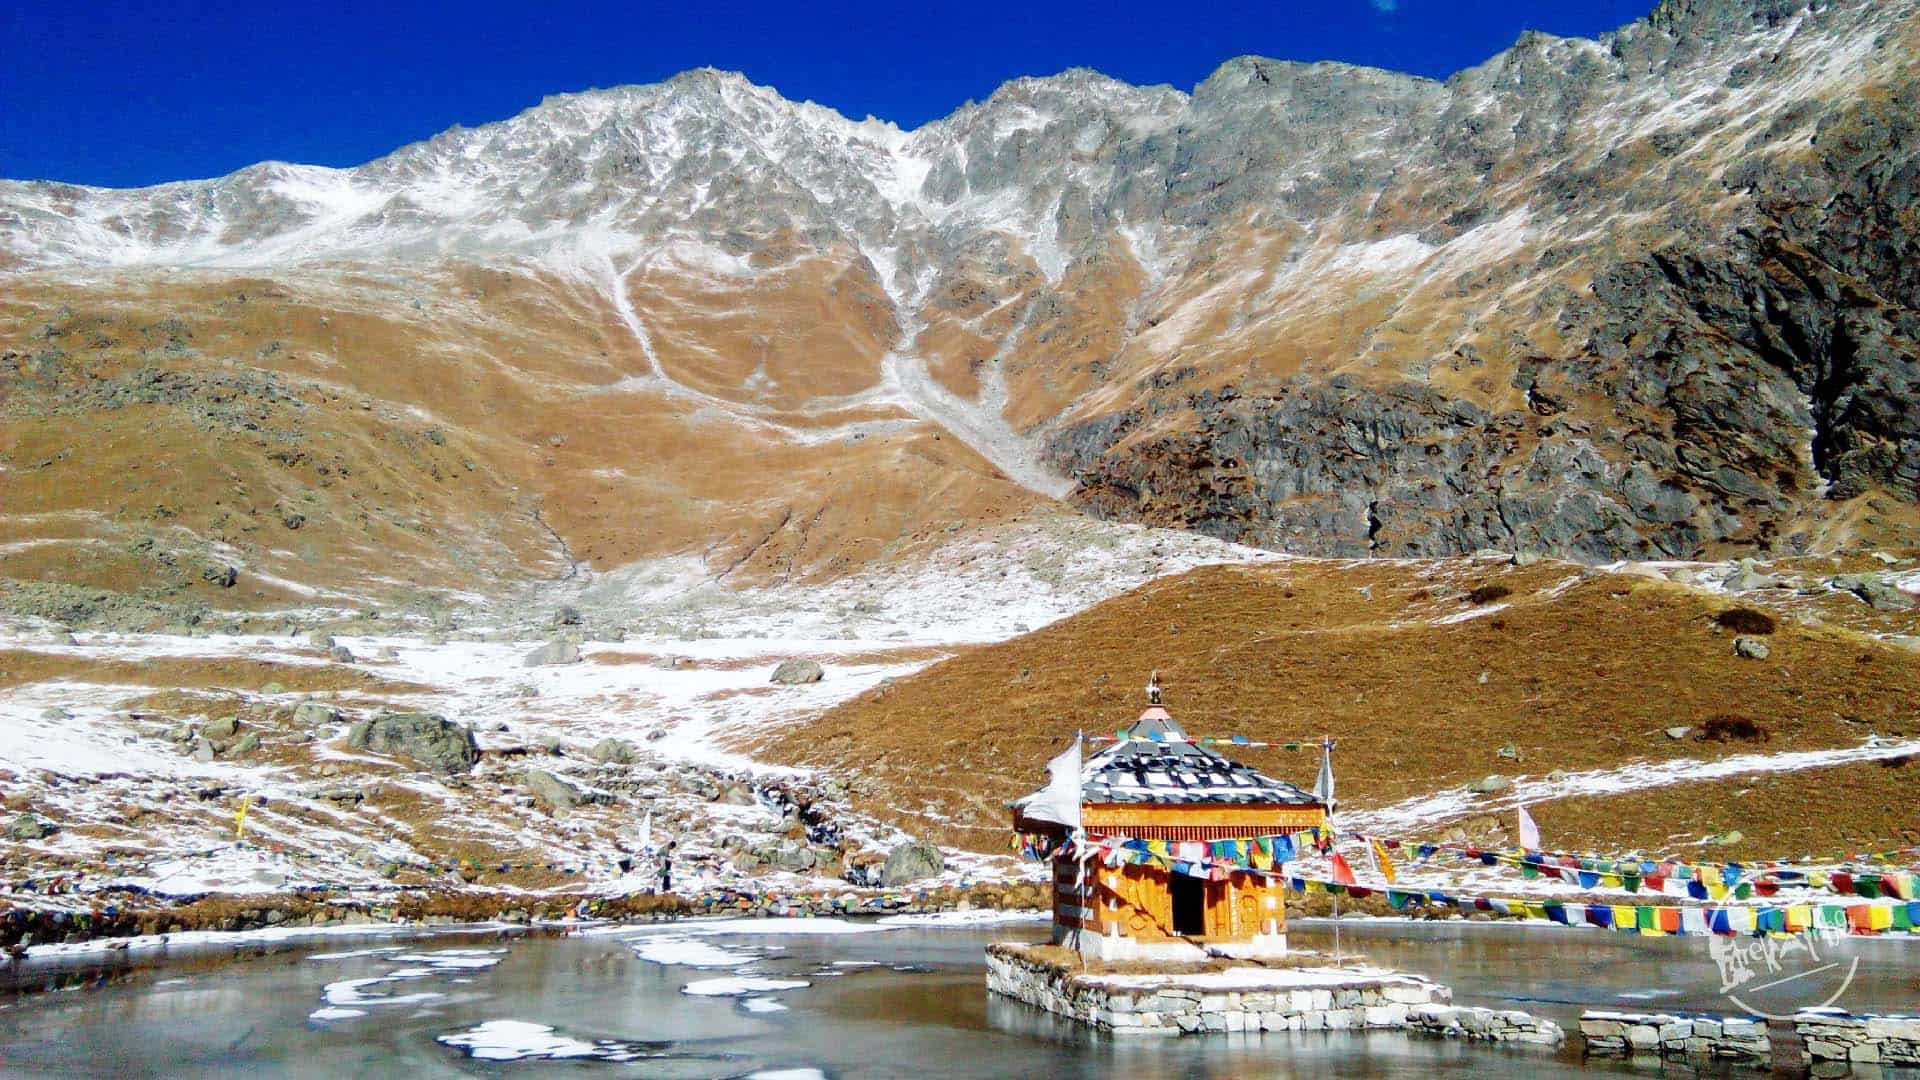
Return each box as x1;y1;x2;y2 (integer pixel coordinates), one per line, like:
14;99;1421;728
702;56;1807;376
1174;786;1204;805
4;916;1918;1077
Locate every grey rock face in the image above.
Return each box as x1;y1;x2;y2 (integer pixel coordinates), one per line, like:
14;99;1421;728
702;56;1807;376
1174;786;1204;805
347;712;479;774
7;814;53;840
1834;574;1917;612
1724;564;1781;592
880;840;945;885
588;737;638;764
522;769;609;812
523;637;582;666
769;659;824;685
1468;775;1514;795
293;701;340;726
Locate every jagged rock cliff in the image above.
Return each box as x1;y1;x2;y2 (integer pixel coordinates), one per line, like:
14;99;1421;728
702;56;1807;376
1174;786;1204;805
3;0;1916;601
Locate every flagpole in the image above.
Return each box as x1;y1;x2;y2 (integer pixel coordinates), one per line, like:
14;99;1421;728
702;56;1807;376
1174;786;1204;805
1333;893;1342;965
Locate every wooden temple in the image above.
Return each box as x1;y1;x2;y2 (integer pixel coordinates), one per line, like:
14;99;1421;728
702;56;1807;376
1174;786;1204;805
1013;689;1328;961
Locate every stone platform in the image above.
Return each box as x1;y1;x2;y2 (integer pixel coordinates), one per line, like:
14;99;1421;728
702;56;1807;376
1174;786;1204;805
986;942;1556;1044
1579;1010;1771;1062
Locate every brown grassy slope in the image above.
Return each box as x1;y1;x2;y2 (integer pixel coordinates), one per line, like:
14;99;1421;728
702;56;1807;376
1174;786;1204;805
755;558;1920;853
1491;755;1920;864
0;262;1042;611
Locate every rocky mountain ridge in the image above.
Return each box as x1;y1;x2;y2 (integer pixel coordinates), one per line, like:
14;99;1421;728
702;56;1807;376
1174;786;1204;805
4;0;1918;613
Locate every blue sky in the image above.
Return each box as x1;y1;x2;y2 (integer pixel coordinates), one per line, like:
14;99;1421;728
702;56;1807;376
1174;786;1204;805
2;0;1656;188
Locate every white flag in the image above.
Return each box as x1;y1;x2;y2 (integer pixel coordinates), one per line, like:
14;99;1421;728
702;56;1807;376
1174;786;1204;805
1517;804;1541;851
639;808;653;853
1313;741;1336;813
1018;737;1083;830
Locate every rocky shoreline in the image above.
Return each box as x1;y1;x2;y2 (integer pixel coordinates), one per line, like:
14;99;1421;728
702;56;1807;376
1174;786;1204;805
1;879;1052;955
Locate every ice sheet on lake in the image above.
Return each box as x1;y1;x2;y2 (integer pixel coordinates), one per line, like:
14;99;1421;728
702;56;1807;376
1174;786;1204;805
741;997;789;1013
682;976;810;997
321;976;443;1007
437;1019;655;1063
629;934;763;968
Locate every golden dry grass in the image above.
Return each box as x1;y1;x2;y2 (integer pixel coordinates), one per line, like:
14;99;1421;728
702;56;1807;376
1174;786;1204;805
0;649;430;695
757;559;1920;855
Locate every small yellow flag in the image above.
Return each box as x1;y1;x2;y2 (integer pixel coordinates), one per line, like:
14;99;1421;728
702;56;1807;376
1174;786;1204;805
234;799;250;840
1371;839;1398;884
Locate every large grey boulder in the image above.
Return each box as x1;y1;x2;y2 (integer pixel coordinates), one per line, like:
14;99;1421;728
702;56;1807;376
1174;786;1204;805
881;840;945;885
293;701;340;726
522;769;608;812
1723;562;1781;592
1469;775;1514;795
524;637;582;666
1733;636;1771;660
306;629;336;650
347;712;479;774
202;715;239;740
1834;574;1916;612
760;839;821;872
769;659;824;685
7;814;53;841
588;738;638;764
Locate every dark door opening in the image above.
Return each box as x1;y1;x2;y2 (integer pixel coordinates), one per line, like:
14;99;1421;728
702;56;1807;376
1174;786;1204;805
1170;874;1206;936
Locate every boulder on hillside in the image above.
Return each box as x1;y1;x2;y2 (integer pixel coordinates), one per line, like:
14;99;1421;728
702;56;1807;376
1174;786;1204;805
1723;562;1781;592
769;659;824;685
328;644;356;663
293;701;341;726
201;564;238;588
347;712;479;774
588;737;638;765
306;630;336;650
7;814;53;841
524;637;582;666
881;840;945;885
1733;636;1770;660
759;839;822;872
1834;574;1917;612
522;769;609;812
202;715;239;740
1468;775;1514;796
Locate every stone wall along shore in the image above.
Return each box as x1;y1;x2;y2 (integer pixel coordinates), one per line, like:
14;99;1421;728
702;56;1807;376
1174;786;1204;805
1579;1010;1770;1061
1794;1009;1920;1066
986;942;1560;1044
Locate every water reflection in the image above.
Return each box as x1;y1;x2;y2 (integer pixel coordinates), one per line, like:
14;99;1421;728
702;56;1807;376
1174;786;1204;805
1;919;1915;1078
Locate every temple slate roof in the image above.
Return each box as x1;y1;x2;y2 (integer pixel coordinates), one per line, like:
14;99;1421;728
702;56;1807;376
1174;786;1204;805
1081;705;1320;806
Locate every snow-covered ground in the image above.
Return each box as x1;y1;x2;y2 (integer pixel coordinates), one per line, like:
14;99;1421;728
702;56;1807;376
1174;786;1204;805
1;523;1912;919
0;517;1276;905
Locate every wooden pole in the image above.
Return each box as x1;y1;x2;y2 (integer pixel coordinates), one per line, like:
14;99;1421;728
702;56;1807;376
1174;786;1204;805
1333;893;1343;965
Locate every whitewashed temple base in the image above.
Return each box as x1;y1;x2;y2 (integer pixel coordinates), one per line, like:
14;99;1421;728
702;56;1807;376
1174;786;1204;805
1207;932;1291;960
986;942;1459;1036
1056;925;1209;963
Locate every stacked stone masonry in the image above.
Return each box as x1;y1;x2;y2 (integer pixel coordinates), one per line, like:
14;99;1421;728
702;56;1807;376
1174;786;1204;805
1794;1009;1920;1066
985;944;1558;1043
1580;1011;1770;1061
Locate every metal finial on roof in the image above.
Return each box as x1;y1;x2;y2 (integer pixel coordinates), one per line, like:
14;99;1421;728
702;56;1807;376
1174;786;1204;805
1146;670;1162;705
